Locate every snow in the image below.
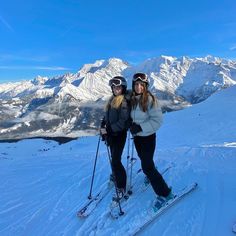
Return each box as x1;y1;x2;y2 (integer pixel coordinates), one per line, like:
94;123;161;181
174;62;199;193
1;55;236;104
159;85;236;148
0;123;22;134
74;58;128;101
32;76;49;85
1;86;236;235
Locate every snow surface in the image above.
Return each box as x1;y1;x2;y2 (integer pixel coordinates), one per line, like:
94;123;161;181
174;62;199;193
1;86;236;236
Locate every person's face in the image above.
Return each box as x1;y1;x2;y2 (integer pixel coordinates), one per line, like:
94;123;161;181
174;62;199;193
112;85;123;96
134;81;145;94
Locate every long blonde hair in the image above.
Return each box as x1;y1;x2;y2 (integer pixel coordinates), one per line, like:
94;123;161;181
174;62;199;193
131;85;157;112
105;95;124;111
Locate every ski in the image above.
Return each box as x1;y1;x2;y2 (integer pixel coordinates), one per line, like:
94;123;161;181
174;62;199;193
129;182;198;236
77;157;138;218
77;181;112;218
109;165;172;219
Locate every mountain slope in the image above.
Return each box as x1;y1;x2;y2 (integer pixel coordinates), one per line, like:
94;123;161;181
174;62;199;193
0;55;236;140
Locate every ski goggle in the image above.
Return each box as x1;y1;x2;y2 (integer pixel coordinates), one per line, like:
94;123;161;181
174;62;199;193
109;78;123;87
133;73;148;83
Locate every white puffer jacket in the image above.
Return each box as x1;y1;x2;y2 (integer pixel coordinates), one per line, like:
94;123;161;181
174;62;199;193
130;95;163;136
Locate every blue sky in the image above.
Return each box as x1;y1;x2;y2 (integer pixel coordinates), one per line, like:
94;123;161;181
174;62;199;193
0;0;236;82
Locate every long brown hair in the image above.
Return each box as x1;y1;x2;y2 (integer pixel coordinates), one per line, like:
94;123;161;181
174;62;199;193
131;85;157;112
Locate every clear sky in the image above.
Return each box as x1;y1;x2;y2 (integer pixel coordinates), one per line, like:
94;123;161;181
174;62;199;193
0;0;236;82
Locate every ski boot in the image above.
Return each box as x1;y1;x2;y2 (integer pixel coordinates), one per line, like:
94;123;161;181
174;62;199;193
153;191;175;212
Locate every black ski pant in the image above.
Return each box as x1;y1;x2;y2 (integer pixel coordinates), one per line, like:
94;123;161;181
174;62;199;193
109;131;127;190
133;133;171;197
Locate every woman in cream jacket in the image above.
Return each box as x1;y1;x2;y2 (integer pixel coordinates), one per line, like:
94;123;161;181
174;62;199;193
129;73;173;208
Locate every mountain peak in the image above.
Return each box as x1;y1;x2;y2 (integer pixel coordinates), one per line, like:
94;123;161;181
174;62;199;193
32;76;48;85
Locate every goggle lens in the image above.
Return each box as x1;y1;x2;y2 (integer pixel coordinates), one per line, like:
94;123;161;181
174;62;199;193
109;79;122;87
133;73;148;83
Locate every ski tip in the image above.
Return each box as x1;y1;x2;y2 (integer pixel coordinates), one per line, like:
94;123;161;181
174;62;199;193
190;182;198;188
189;182;198;191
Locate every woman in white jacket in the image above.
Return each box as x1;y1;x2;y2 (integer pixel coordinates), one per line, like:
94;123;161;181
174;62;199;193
130;72;173;209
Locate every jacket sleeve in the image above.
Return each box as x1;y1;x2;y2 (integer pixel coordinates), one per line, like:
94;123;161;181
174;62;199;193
110;100;130;132
139;104;163;133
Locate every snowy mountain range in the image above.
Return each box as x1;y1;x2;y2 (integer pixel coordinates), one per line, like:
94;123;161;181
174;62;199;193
0;55;236;140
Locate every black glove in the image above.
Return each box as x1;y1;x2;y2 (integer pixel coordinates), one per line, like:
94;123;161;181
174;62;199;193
105;135;112;146
106;124;113;135
101;133;107;141
100;117;106;128
130;123;142;135
100;126;107;142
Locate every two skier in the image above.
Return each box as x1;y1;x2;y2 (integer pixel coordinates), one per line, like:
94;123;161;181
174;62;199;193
100;73;174;208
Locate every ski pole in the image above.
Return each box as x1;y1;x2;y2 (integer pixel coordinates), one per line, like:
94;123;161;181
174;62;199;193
88;135;101;199
125;131;131;194
128;137;135;195
105;140;124;216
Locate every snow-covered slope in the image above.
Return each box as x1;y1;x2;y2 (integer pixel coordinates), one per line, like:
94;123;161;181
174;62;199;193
159;84;236;147
0;85;236;235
